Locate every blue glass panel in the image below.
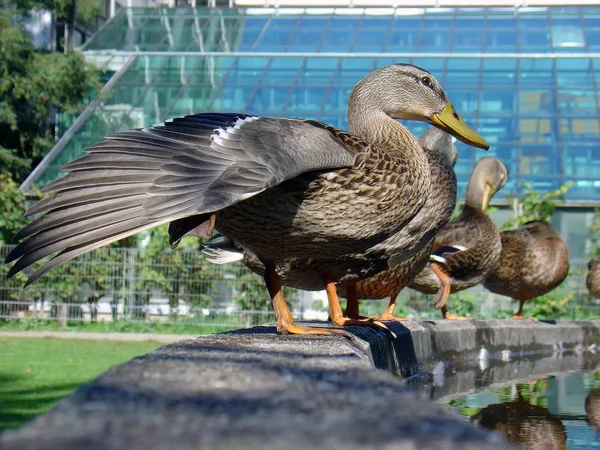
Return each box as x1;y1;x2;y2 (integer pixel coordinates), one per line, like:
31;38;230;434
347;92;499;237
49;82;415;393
478;116;516;143
299;58;338;85
321;28;355;52
287;27;324;51
584;27;600;50
419;24;451;52
261;58;303;83
444;58;480;86
481;59;517;87
452;28;484;52
267;17;302;28
480;90;515;114
486;15;518;29
247;86;291;114
387;29;419;51
354;26;389;52
563;144;600;177
211;85;255;111
519;89;553;115
517;14;548;29
519;28;551;51
323;86;352;114
225;57;269;84
519;59;555;87
256;27;294;51
485;28;517;52
285;86;329;113
556;59;594;87
334;58;375;84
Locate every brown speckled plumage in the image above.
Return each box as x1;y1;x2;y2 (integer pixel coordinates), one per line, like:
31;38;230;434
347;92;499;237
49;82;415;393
586;256;600;299
207;127;458;295
409;157;508;317
475;397;566;450
483;220;569;318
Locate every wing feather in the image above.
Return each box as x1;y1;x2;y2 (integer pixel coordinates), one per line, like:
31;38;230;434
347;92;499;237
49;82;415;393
6;113;361;283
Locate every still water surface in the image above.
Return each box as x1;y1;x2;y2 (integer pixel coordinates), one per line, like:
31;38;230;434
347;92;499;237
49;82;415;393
448;372;600;449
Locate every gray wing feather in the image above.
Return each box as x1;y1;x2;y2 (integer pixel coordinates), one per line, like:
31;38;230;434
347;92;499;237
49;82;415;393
6;113;358;282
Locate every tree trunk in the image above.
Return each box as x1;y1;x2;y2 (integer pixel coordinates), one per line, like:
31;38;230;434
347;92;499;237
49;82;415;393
57;303;67;328
64;0;76;52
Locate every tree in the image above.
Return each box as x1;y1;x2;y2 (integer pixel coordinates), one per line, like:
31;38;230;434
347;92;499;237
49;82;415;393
0;7;99;183
501;182;575;231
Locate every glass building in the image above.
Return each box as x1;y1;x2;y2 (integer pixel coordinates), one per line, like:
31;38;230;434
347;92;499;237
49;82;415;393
21;2;600;259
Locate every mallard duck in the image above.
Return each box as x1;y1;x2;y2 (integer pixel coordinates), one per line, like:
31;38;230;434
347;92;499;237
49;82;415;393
408;157;508;319
5;63;488;337
474;392;566;449
483;220;569;320
205;127;460;323
586;256;600;299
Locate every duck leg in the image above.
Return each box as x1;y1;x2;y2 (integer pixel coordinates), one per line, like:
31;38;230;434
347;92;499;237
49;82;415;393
264;264;352;338
378;291;412;322
326;280;396;338
343;283;370;319
511;300;538;321
431;262;451;309
440;305;472;321
431;263;471;320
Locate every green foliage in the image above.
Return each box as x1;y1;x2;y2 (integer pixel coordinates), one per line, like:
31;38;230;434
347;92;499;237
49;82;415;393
0;7;99;181
501;182;574;231
588;208;600;257
0;173;31;244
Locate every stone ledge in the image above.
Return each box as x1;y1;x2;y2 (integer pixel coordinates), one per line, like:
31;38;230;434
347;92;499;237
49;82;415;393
3;320;600;450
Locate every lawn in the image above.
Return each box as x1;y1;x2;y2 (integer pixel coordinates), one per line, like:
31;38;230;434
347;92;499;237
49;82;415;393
0;337;162;431
0;318;235;335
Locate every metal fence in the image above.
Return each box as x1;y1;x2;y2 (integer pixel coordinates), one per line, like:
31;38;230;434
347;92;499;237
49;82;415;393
1;244;599;327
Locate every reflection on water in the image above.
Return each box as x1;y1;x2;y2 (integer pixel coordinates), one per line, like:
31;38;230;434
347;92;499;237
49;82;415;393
448;375;600;449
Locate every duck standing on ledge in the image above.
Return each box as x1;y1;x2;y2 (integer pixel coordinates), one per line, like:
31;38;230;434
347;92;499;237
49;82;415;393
483;220;569;320
409;157;508;320
205;127;461;323
586;255;600;299
6;64;488;337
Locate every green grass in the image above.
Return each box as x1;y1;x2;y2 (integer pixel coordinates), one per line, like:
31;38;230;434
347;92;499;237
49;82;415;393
0;337;162;431
0;318;235;335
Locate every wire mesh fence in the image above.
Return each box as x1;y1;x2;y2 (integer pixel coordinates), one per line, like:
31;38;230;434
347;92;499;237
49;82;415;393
1;244;599;328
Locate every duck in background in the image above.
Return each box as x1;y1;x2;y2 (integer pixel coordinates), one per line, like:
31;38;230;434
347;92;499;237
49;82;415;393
483;220;569;320
409;157;508;320
586;255;600;299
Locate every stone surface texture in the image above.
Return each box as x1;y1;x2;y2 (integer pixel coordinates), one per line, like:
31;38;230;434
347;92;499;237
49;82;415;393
4;320;600;450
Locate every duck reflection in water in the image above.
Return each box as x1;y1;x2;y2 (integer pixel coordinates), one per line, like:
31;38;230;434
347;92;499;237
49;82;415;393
585;388;600;435
473;384;566;450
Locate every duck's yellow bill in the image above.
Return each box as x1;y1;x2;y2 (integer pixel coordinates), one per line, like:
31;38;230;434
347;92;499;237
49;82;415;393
431;104;489;150
482;184;496;211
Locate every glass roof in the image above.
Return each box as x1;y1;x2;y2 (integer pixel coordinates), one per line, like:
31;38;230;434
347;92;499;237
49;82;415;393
24;6;600;203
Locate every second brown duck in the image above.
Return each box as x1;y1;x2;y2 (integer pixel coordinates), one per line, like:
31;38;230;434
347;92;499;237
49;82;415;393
409;157;508;320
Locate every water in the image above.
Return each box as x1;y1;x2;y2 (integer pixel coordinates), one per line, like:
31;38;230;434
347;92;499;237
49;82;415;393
447;372;600;449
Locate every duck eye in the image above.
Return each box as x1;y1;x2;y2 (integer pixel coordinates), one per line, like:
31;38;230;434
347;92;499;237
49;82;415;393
421;76;432;86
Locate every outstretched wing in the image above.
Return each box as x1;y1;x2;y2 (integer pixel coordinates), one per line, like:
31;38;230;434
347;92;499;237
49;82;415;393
6;113;361;284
